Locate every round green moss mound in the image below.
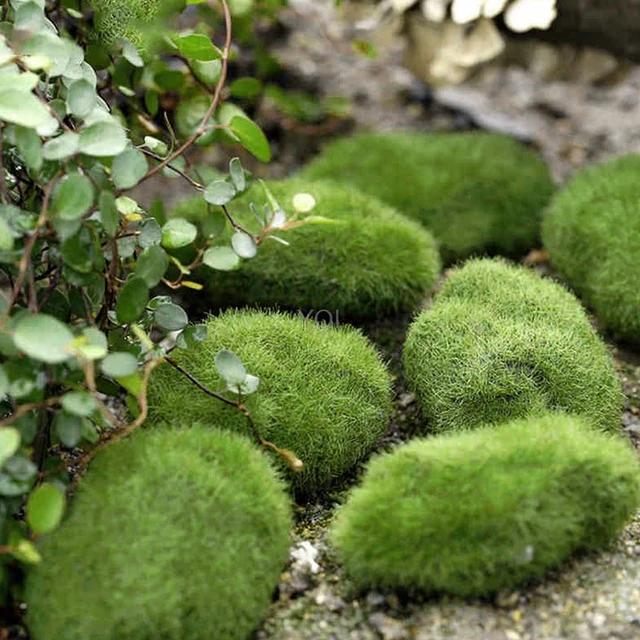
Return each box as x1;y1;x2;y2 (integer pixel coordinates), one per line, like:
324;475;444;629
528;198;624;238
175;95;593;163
25;426;291;640
403;258;622;433
331;413;640;598
542;154;640;344
300;132;554;264
170;179;441;321
89;0;184;49
147;310;393;498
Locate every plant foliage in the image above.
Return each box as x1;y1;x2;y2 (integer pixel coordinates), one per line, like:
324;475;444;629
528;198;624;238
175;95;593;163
542;154;640;344
301;132;554;264
25;426;292;640
147;310;393;497
331;413;640;597
403;258;623;433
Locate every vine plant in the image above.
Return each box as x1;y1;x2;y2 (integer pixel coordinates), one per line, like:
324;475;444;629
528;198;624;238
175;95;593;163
0;0;313;603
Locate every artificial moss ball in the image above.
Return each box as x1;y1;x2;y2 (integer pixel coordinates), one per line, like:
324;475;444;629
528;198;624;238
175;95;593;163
170;179;441;321
542;154;640;344
300;132;554;264
25;426;291;640
331;413;640;597
403;258;622;433
147;310;392;497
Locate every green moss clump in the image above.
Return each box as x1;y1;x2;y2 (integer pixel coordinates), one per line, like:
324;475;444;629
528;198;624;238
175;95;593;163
300;132;554;264
542;154;640;344
170;179;440;321
147;310;393;497
89;0;184;49
331;413;640;597
25;426;291;640
403;258;622;433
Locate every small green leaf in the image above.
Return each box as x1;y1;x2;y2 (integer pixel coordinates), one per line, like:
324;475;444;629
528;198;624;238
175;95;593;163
154;303;188;331
52;174;94;220
143;136;168;156
27;484;66;534
231;231;257;258
11;539;41;564
229;157;246;192
202;246;240;271
67;79;96;118
116;277;149;324
121;39;143;67
101;352;138;378
99;191;119;237
176;324;208;349
79;120;127;157
115;372;142;396
42;132;79;160
0;216;14;252
74;326;108;360
54;411;84;447
204;180;236;206
0;364;8;400
61;391;96;417
161;218;197;249
111;147;148;189
229;116;271;162
229;77;262;99
0;89;51;128
135;245;169;287
15;126;43;171
228;373;260;395
0;428;20;468
176;34;221;61
214;349;246;386
138;218;162;248
115;196;138;215
14;314;74;364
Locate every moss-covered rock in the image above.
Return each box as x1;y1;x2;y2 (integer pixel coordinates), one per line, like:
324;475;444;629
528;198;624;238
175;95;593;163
147;310;392;497
403;258;622;433
542;154;640;344
170;179;440;321
300;132;554;264
25;426;291;640
331;413;640;597
89;0;184;48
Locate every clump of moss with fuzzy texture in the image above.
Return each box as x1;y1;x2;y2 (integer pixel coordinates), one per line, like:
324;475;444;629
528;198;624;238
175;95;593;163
147;310;392;498
403;258;622;433
542;154;640;344
170;179;441;321
331;413;640;598
300;132;554;264
25;426;291;640
89;0;184;48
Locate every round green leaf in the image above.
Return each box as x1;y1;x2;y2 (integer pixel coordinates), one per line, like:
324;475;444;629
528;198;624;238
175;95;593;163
42;132;80;161
231;231;257;258
214;349;246;386
14;314;74;364
0;364;8;400
79;121;127;157
111;147;149;189
15;126;43;171
61;391;96;417
101;352;138;378
176;324;208;349
27;484;66;535
229;116;271;162
229;77;262;99
204;180;236;206
99;191;119;237
75;327;108;360
138;218;162;248
161;218;197;249
116;277;149;324
0;216;14;252
0;427;20;469
67;79;96;118
135;245;169;287
0;89;51;128
52;174;94;221
229;157;246;192
177;34;220;61
54;411;83;448
202;246;240;271
154;303;188;331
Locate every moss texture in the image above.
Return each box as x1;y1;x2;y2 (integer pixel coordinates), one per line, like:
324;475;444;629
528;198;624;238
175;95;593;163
25;426;291;640
403;258;623;433
147;310;393;498
542;154;640;344
89;0;183;48
300;132;554;264
170;179;441;321
331;413;640;598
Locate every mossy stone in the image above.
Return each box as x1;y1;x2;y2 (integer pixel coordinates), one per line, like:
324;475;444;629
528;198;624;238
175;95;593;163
25;426;292;640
